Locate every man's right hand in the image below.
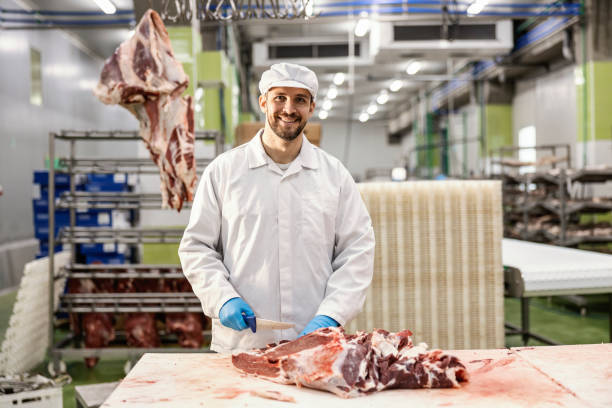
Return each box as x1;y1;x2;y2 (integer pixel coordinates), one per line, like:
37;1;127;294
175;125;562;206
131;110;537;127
219;297;255;331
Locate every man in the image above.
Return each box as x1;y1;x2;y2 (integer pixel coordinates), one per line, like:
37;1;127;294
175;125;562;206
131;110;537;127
179;62;375;353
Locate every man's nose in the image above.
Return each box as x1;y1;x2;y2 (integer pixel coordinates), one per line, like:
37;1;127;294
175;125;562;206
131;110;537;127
282;100;297;114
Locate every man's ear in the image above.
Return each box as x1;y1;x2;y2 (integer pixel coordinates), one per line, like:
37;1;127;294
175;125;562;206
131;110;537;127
258;94;267;113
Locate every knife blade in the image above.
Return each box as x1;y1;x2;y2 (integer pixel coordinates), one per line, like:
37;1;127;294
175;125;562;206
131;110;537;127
214;315;295;333
242;314;295;332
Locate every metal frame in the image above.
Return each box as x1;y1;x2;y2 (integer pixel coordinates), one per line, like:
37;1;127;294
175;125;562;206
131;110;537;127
48;129;222;371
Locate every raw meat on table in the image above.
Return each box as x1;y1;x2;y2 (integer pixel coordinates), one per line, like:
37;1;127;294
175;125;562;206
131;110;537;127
232;327;468;398
94;9;196;211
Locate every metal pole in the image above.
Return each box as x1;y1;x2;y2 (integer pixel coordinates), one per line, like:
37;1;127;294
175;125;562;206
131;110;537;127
609;294;612;343
69;140;76;263
521;297;530;345
48;132;55;360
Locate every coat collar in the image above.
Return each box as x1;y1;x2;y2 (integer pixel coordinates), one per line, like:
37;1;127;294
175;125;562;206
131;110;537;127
246;128;318;170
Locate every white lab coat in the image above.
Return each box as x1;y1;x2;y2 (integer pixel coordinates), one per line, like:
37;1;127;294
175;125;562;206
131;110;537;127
178;130;375;353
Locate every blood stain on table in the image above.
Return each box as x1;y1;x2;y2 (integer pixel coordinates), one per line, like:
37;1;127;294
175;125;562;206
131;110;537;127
213;387;250;399
471;357;515;375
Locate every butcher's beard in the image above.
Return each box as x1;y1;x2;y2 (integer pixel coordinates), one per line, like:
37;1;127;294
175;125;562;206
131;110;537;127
267;112;307;141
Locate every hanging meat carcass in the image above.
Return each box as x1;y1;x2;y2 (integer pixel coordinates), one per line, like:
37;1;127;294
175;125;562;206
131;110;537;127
162;278;204;348
94;9;196;211
66;278;116;368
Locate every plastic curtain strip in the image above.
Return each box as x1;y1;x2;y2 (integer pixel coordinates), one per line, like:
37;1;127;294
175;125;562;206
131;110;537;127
346;180;504;350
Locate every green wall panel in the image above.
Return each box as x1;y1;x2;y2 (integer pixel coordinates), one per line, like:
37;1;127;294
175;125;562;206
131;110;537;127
485;104;513;155
576;61;612;143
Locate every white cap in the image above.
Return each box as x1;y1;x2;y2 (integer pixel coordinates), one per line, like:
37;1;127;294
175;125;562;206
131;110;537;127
259;62;318;101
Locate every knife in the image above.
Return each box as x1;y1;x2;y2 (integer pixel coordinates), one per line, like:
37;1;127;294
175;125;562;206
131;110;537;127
242;314;295;333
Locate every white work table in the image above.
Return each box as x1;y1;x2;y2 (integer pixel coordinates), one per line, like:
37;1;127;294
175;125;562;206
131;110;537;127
102;343;612;408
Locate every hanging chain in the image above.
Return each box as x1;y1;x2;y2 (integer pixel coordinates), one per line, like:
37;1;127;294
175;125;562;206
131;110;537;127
160;0;315;21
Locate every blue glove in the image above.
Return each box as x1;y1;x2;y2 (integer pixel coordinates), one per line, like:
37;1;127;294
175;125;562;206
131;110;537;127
298;315;339;337
219;297;255;331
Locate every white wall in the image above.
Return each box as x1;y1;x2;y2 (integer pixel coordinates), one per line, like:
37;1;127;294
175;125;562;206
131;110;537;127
0;0;137;245
513;65;577;166
318;119;403;181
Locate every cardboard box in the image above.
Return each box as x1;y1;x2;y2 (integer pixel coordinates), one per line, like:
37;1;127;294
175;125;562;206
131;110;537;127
234;122;322;147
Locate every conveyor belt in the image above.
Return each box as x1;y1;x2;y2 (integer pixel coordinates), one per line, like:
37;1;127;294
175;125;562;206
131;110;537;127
502;238;612;345
503;238;612;296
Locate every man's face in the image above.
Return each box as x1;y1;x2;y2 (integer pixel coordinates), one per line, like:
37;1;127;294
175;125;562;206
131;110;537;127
259;87;315;141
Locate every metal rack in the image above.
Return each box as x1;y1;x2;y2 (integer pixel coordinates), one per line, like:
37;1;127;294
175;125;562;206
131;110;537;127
47;130;222;372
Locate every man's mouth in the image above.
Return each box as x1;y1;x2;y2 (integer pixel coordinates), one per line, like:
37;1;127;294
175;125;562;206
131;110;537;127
278;116;299;124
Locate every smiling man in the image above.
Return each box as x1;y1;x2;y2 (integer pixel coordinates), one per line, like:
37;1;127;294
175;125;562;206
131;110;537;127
179;63;375;353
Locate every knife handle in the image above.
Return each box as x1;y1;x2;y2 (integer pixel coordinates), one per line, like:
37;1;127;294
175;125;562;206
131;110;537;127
242;313;257;333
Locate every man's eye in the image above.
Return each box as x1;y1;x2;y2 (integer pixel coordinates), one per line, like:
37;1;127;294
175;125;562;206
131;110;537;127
275;96;285;101
297;98;306;103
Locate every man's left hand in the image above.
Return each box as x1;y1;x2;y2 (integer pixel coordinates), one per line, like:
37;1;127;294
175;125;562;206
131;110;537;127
298;315;339;337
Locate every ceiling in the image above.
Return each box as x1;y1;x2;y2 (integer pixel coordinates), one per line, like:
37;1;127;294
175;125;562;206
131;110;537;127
6;0;574;123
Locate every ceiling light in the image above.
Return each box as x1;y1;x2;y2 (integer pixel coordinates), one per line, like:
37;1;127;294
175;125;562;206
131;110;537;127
194;87;204;101
354;11;371;37
333;72;345;86
359;112;369;123
305;0;315;18
322;99;333;111
367;104;378;115
406;61;422;75
376;91;389;105
93;0;117;15
327;86;338;100
318;110;329;120
389;80;403;92
467;0;488;16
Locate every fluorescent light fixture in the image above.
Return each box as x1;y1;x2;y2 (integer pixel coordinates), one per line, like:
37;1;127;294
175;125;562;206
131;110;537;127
376;90;389;105
367;103;378;115
467;0;488;16
305;0;315;18
333;72;345;86
318;110;329;120
406;60;422;75
358;112;369;123
389;79;403;92
322;99;333;111
194;87;204;101
354;11;371;37
327;86;338;100
93;0;117;15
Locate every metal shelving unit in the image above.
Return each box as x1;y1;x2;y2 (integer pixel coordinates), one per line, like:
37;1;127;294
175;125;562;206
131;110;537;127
47;130;222;372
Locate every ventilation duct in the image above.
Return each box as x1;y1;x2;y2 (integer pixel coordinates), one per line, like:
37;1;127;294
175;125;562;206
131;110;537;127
371;20;513;60
347;181;504;350
252;37;372;70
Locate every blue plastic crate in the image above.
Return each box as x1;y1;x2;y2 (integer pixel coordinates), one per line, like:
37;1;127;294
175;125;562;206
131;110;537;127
32;198;50;212
33;170;71;187
33;210;69;224
75;209;112;226
87;173;128;185
34;224;65;241
85;183;130;193
39;242;64;253
78;243;118;255
85;253;125;265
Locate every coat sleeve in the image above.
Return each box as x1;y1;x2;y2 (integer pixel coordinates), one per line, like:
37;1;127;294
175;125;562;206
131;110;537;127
178;161;239;318
316;167;375;326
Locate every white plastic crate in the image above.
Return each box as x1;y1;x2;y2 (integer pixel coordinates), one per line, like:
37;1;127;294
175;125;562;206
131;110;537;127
0;387;62;408
0;252;69;375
